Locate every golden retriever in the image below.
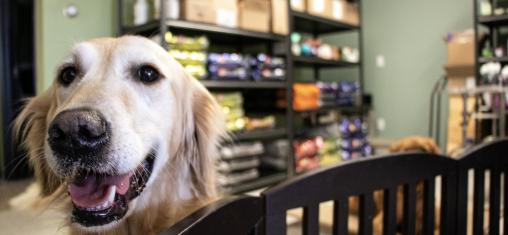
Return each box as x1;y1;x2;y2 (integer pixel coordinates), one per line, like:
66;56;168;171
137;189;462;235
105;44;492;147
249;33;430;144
14;36;226;234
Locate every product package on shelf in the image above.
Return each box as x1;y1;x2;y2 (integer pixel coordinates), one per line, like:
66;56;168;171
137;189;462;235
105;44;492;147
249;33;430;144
213;92;247;132
218;156;260;173
218;168;259;186
293;83;321;111
291;33;360;63
339;118;372;161
261;139;289;171
315;81;361;107
220;141;264;160
249;54;286;81
166;32;209;79
293;136;322;173
208;53;286;81
218;141;264;188
208;53;249;80
245;115;276;131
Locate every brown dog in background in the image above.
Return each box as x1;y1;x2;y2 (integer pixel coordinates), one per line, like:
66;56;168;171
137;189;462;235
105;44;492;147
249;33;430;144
369;136;442;235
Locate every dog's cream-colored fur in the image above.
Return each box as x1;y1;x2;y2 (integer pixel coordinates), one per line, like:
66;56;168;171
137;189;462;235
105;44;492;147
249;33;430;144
13;36;226;235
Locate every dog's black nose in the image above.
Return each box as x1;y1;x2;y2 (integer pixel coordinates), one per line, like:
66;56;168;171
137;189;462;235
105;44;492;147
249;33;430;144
48;108;110;159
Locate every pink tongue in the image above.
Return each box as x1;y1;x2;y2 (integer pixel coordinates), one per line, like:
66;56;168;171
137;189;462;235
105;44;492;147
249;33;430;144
68;172;132;208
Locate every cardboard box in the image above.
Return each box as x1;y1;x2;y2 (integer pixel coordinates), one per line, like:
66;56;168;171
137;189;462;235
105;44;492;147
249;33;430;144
446;31;475;66
239;0;270;32
272;0;289;35
181;0;238;27
307;0;333;19
215;0;239;28
331;0;359;25
291;0;306;12
181;0;216;25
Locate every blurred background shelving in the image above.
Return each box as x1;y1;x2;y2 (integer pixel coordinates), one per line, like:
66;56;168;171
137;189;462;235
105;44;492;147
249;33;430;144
117;0;369;194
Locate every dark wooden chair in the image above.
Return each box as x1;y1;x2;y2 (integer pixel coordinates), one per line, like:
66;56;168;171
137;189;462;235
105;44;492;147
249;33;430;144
261;153;458;235
160;196;262;235
456;138;508;235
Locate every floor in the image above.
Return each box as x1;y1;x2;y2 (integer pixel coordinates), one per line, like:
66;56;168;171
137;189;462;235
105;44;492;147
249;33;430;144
0;179;68;235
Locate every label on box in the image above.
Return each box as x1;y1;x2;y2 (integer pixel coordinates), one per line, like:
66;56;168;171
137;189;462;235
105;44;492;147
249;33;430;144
217;9;237;28
312;0;325;12
332;0;343;20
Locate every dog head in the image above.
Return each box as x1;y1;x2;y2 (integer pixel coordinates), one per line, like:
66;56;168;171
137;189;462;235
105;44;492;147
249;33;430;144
14;36;225;232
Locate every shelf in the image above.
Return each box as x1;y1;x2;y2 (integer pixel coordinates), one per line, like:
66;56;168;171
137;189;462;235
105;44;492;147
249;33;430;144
121;19;286;43
478;15;508;27
293;56;359;67
232;128;287;141
296;105;364;114
166;19;286;44
121;20;160;36
201;80;286;89
448;86;508;95
224;173;287;194
479;57;508;63
292;11;359;34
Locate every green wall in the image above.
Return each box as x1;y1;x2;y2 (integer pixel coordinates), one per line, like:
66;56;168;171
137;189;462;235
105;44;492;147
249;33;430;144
361;0;473;143
36;0;116;93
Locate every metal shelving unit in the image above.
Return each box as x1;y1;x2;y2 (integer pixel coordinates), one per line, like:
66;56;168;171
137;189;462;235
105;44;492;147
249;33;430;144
473;0;508;141
118;0;363;192
286;6;364;176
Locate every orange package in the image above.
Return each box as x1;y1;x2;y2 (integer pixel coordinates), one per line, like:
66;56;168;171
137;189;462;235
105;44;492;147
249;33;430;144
293;83;320;111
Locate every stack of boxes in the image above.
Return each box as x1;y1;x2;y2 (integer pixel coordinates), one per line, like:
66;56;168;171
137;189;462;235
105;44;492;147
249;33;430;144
291;0;359;25
218;141;263;189
180;0;289;34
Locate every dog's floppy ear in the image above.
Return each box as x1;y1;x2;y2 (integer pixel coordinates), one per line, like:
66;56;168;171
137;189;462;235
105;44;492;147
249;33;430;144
14;86;62;196
171;72;227;199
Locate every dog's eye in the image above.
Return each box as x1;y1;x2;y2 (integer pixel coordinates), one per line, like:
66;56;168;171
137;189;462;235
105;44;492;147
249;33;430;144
58;66;78;86
136;65;160;84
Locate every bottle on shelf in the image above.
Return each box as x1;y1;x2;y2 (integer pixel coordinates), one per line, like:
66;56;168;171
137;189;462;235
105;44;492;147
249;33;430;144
134;0;149;26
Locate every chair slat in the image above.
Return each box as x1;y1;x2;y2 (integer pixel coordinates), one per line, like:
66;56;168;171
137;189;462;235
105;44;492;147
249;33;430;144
422;179;435;235
456;169;469;235
504;171;508;235
383;187;397;235
489;169;501;235
473;169;485;235
265;213;286;235
303;204;319;235
333;199;348;235
359;193;374;235
440;173;458;235
403;183;416;235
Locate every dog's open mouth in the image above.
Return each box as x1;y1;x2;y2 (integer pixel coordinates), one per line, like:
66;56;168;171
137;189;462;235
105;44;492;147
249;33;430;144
68;151;155;227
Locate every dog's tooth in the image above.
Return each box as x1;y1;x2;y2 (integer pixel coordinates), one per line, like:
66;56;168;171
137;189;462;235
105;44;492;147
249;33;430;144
107;185;116;205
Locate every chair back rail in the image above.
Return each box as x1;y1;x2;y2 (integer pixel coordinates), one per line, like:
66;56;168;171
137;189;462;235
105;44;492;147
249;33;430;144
262;153;458;235
159;138;508;235
160;196;262;235
456;138;508;235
